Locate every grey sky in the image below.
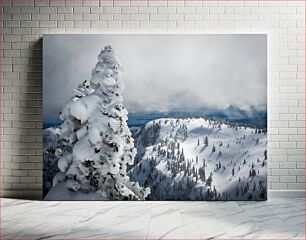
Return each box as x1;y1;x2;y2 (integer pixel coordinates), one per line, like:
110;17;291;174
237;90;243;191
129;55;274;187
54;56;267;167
43;34;267;122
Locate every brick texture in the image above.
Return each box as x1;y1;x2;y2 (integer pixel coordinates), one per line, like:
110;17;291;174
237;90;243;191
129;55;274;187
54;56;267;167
0;0;305;198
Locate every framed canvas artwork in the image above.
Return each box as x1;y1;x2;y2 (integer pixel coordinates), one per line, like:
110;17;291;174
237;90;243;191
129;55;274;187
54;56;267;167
43;34;267;201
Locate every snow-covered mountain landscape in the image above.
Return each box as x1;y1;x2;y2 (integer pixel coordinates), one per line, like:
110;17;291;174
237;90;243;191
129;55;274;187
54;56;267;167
129;117;267;200
44;116;267;200
43;35;267;201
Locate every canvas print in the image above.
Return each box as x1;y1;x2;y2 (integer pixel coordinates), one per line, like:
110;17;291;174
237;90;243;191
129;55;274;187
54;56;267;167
43;34;267;201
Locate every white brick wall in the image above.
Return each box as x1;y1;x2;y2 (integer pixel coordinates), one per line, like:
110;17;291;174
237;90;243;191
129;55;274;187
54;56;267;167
1;0;305;198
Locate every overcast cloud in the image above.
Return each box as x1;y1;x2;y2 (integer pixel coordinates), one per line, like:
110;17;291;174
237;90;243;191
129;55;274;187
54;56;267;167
43;34;267;122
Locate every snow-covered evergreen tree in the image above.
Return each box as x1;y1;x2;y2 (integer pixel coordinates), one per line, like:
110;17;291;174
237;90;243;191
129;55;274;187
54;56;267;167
46;46;150;200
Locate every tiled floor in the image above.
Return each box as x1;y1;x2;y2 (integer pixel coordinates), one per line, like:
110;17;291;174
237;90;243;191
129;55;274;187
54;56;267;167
2;197;305;239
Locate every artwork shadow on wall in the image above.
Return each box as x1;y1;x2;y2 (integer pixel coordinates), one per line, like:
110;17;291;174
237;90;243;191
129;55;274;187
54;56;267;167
43;34;267;201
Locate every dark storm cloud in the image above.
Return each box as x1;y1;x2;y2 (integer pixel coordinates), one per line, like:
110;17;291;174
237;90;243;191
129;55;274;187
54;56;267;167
43;34;267;122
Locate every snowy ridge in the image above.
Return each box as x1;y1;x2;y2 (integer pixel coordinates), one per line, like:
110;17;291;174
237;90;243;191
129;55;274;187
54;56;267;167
129;117;267;200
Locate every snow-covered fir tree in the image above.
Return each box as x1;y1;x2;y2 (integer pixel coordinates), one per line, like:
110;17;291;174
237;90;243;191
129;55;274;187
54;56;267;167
45;46;150;200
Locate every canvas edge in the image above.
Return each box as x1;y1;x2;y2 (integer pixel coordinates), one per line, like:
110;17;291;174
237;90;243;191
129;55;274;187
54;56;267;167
1;189;304;201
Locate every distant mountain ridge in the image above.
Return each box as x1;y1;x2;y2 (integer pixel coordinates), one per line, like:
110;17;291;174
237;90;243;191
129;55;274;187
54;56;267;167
127;105;267;129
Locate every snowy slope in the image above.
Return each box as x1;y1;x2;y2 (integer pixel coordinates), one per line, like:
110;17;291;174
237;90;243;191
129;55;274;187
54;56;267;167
129;117;267;200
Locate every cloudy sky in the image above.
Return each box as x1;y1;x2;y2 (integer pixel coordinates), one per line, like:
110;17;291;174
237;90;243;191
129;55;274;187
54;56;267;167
43;34;267;123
